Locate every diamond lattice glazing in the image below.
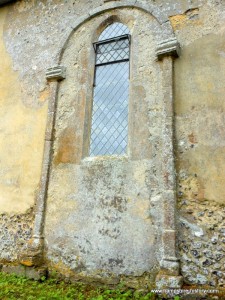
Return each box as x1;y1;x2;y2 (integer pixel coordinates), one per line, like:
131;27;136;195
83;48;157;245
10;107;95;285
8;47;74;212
96;39;130;65
90;23;130;156
98;22;130;41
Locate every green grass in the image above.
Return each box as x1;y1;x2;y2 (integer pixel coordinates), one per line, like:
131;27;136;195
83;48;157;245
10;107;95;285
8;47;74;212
0;272;180;300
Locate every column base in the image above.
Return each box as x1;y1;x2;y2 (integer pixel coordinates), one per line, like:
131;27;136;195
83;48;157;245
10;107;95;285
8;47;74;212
19;236;44;267
161;256;180;276
155;256;183;289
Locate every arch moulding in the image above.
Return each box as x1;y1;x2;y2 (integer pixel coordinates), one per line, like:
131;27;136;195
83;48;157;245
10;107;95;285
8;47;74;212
56;0;176;64
20;2;182;289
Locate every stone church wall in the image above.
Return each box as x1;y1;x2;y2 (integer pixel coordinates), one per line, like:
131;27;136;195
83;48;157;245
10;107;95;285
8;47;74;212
0;0;224;290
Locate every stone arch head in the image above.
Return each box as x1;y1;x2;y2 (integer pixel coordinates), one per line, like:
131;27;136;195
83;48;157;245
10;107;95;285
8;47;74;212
56;2;175;64
94;16;130;42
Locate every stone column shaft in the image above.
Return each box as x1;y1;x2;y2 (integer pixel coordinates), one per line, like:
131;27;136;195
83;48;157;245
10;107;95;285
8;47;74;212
20;66;65;267
32;81;58;242
155;39;183;288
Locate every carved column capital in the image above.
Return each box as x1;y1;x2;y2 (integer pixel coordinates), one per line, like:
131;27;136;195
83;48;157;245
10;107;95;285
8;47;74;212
46;65;66;81
156;38;180;60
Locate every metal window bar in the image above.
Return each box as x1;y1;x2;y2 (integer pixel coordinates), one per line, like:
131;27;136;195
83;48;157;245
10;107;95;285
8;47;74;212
90;33;130;156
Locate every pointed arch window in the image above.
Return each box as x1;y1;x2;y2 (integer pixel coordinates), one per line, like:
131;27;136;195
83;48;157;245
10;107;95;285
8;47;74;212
89;22;130;156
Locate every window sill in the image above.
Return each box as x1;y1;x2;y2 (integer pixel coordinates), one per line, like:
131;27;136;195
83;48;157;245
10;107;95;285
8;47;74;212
81;154;129;164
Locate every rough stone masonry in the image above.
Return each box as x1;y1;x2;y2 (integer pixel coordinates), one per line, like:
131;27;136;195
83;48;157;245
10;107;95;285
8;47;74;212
0;0;224;293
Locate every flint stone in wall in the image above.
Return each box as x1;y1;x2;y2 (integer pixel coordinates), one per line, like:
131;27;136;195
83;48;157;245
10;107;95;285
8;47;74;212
178;198;225;287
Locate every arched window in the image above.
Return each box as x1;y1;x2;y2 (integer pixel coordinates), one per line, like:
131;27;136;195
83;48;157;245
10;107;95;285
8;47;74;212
89;22;130;156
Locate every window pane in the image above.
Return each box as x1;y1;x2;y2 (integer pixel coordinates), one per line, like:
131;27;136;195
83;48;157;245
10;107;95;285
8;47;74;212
90;23;130;157
98;22;129;41
90;62;129;156
96;39;130;65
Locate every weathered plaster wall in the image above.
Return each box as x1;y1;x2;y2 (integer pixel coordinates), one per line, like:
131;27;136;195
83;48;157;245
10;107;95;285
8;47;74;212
44;7;165;282
173;3;225;204
170;1;225;287
0;0;224;288
0;6;47;214
0;4;47;261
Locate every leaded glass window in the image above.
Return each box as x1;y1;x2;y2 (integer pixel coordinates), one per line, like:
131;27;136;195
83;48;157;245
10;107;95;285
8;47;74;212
89;22;130;156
